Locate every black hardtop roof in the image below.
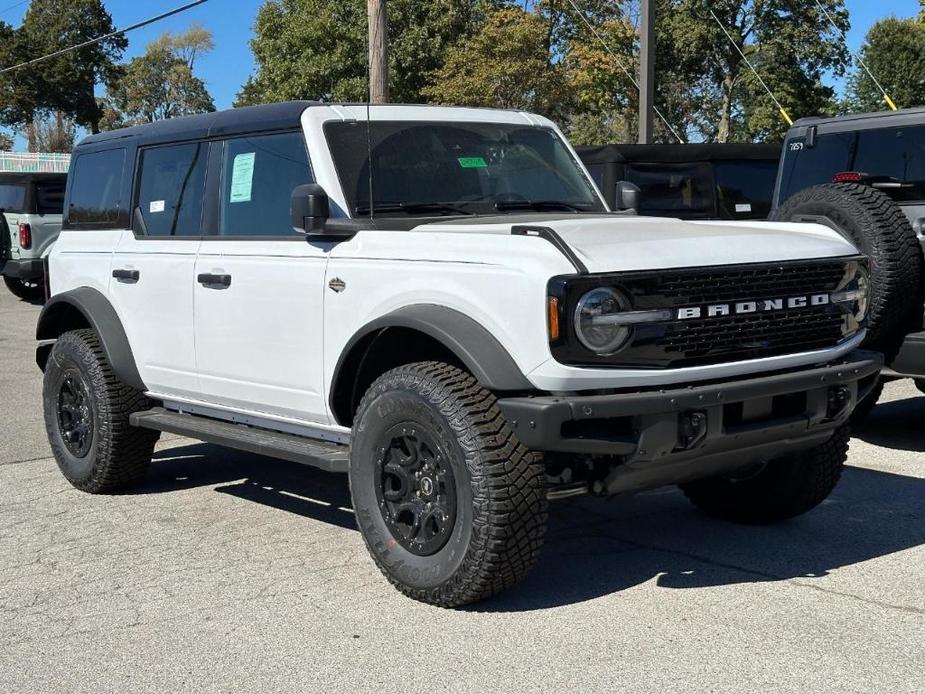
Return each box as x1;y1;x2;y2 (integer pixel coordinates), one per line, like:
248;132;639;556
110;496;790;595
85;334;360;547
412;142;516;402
789;106;925;136
78;101;322;148
576;142;781;164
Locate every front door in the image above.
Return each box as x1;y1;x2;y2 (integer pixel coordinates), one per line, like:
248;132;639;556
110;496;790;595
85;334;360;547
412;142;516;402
193;130;332;423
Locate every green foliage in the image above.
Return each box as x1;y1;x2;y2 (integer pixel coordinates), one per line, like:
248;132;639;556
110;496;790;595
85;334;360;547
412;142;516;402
656;0;849;142
237;0;493;106
0;132;12;151
846;17;925;113
0;0;126;134
103;28;216;128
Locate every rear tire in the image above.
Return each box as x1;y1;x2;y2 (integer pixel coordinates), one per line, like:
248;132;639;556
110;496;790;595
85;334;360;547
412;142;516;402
349;361;547;607
43;329;159;493
772;183;924;357
3;275;43;301
680;426;849;525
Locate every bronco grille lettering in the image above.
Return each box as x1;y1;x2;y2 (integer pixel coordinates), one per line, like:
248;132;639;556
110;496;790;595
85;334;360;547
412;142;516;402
676;293;830;320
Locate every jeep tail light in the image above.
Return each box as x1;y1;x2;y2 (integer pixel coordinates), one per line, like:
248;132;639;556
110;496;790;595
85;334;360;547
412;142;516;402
832;171;863;183
18;222;31;250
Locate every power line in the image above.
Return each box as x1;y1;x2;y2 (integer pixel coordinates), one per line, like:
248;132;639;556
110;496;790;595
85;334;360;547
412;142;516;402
707;8;793;127
564;0;686;143
0;0;27;18
813;0;897;111
0;0;209;76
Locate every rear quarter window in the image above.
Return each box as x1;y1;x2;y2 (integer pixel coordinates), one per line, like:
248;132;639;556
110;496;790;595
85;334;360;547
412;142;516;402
713;159;778;219
34;178;66;215
778;132;854;203
67;148;126;227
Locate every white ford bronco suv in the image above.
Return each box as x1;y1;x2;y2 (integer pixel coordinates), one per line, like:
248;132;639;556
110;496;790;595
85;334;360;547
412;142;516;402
37;102;879;606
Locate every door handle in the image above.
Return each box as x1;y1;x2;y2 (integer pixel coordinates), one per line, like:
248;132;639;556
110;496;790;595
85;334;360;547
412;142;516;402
112;268;140;282
197;273;232;288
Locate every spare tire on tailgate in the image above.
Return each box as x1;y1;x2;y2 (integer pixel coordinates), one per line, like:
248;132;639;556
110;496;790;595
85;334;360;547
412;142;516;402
772;182;924;357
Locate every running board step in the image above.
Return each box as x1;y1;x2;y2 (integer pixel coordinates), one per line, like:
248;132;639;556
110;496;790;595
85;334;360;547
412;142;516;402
130;407;350;473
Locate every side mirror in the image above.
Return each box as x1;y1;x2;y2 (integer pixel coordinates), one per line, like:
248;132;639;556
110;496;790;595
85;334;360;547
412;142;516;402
291;184;330;234
614;181;641;213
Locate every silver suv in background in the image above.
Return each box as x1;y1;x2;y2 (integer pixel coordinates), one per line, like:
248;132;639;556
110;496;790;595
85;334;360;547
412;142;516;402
0;152;70;301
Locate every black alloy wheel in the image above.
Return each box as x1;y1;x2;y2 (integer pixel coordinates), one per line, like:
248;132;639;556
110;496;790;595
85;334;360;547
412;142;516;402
56;371;94;458
375;423;457;556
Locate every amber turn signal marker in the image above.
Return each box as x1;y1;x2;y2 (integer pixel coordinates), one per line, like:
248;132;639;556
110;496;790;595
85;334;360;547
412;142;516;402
547;296;560;340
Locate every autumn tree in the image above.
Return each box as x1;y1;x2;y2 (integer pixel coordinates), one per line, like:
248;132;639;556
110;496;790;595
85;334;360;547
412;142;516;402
25;112;77;153
846;17;925;112
236;0;498;105
104;27;215;127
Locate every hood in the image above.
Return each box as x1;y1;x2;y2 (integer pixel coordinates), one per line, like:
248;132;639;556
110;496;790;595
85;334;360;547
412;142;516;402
418;214;860;273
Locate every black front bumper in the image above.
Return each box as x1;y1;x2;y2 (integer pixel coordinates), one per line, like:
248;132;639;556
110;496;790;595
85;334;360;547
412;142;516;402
0;258;43;280
497;350;882;494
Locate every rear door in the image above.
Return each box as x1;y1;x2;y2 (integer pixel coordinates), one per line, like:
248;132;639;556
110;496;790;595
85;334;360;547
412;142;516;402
108;141;208;401
192;130;331;423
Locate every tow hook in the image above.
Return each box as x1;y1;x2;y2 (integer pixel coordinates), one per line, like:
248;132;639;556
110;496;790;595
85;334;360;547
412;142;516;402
677;410;708;451
826;385;852;420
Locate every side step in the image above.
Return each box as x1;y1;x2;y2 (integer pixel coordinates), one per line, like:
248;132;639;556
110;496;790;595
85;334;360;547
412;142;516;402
130;407;350;473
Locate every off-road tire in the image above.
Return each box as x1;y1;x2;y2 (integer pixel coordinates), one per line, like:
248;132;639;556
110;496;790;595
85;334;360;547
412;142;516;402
772;183;924;358
43;329;159;493
349;361;547;607
849;377;884;427
680;425;849;525
3;275;43;301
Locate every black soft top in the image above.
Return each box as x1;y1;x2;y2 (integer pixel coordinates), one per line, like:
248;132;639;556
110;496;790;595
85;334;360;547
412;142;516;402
78;101;322;148
577;142;781;164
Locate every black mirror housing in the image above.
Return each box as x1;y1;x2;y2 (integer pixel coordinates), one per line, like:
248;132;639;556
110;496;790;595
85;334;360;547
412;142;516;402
291;184;330;234
614;181;641;213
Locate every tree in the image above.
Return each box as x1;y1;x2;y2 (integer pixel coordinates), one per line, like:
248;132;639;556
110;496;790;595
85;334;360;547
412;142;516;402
6;0;126;134
24;112;76;153
236;0;496;105
423;7;567;115
656;0;850;142
0;132;12;151
104;28;215;127
846;18;925;113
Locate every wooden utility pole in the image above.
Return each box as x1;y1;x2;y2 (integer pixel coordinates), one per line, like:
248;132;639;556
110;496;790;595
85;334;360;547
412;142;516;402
638;0;655;143
368;0;389;103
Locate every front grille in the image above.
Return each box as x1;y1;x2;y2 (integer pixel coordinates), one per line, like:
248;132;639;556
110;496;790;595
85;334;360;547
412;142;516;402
550;257;862;369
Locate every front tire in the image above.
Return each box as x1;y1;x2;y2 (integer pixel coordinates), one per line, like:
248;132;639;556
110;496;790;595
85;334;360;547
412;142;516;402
3;275;43;301
349;362;547;607
43;329;159;493
680;426;849;525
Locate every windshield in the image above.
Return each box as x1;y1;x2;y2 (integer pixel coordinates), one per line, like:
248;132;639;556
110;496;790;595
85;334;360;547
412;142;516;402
0;183;26;213
324;121;605;217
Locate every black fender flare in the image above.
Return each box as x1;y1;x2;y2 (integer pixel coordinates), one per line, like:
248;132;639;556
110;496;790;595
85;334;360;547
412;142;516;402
36;287;146;391
333;304;534;396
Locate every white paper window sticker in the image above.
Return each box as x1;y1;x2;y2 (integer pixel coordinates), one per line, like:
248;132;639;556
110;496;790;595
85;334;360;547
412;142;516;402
149;200;165;213
230;152;256;203
735;203;752;213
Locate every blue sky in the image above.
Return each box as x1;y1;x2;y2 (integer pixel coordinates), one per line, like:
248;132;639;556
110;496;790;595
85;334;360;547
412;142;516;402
1;0;921;148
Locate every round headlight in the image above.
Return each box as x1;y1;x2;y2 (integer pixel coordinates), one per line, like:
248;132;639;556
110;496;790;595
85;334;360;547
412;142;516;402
855;265;870;323
574;287;632;354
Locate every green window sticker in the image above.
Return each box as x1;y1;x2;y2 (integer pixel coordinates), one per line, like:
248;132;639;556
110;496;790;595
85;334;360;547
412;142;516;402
230;152;256;203
457;156;487;169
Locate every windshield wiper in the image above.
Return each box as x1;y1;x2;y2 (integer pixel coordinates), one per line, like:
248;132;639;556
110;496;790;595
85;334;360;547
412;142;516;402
355;201;474;216
493;200;592;213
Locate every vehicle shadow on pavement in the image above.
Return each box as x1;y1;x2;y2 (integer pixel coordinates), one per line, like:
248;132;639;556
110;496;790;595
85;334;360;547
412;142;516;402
140;440;925;612
852;395;925;453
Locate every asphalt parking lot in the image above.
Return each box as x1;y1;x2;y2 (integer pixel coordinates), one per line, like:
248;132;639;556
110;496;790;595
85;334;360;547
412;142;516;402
1;288;923;693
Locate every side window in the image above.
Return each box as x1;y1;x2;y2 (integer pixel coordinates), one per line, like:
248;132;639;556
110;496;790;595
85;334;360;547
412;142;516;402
34;178;67;215
135;142;208;237
219;131;313;237
624;162;713;216
68;148;126;227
